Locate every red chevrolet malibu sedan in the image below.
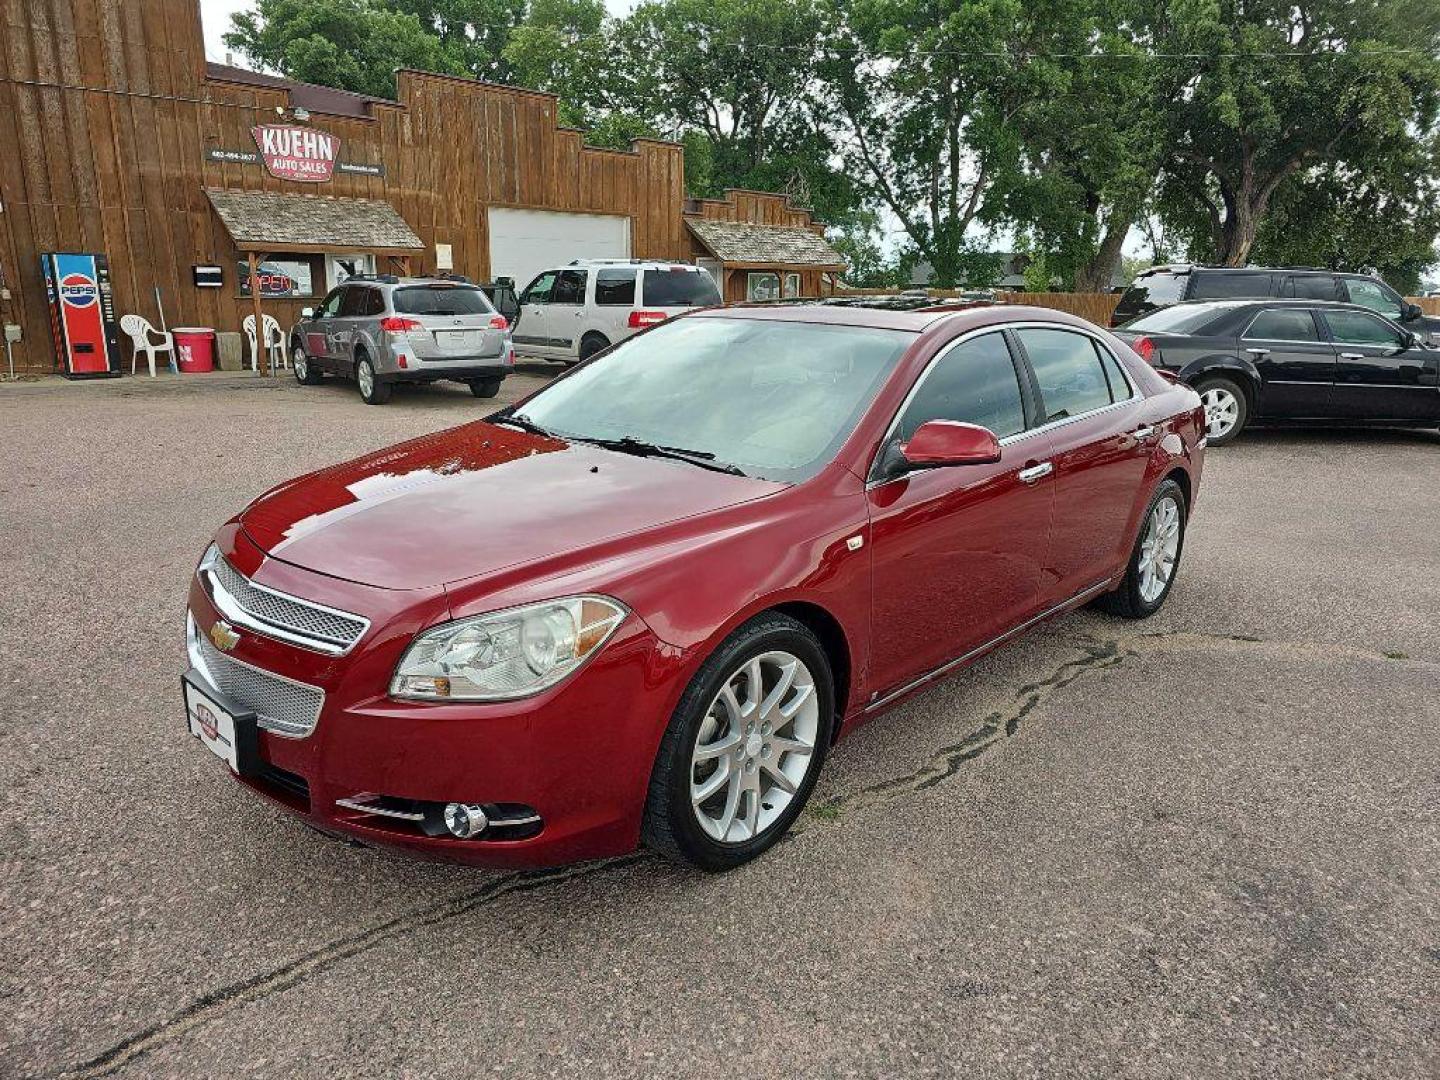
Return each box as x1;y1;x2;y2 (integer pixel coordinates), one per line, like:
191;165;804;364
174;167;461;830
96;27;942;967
185;303;1204;871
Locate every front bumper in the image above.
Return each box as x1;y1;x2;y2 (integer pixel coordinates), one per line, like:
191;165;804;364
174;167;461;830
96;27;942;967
186;527;692;867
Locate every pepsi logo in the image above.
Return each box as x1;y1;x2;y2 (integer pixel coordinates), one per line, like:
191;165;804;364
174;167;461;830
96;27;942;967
60;273;98;308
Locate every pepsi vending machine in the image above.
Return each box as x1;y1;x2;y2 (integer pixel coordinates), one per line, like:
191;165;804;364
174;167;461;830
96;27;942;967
41;252;121;378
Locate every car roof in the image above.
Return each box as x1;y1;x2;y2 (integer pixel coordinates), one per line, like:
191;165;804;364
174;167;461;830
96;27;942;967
554;260;705;269
1165;298;1379;312
689;301;1098;334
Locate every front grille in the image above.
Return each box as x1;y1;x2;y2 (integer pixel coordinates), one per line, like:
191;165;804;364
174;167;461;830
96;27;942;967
210;557;367;654
197;632;325;738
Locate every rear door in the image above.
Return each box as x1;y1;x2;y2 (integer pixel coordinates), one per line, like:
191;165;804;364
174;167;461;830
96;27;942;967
1013;326;1150;599
1238;307;1337;417
307;287;345;364
513;271;558;357
333;285;377;372
592;268;638;345
1321;309;1440;421
546;269;588;358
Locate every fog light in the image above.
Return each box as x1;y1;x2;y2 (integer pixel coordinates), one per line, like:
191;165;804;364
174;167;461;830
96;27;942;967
443;802;488;839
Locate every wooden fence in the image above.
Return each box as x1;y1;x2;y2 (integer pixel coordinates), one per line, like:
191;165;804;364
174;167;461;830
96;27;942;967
836;287;1440;325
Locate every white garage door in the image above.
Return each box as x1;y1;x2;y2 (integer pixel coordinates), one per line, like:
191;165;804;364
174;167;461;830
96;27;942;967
488;208;631;293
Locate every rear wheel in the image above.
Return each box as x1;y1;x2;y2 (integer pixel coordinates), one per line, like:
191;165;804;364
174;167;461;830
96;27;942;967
292;344;322;385
468;377;502;398
1096;479;1187;619
356;352;391;405
1195;375;1247;445
642;613;833;871
578;332;610;363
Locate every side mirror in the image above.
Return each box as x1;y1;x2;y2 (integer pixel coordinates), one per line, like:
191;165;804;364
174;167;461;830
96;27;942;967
901;420;1002;468
1402;330;1418;349
1402;302;1422;321
300;306;315;318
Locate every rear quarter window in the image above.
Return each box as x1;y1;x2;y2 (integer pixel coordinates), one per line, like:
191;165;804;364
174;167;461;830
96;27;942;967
642;269;722;307
1189;272;1274;300
1123;304;1226;334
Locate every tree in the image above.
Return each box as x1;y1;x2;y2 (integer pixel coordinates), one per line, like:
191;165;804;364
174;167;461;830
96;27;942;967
1159;0;1440;266
503;0;619;127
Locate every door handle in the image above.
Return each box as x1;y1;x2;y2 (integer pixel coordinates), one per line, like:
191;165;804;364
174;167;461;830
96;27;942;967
1017;462;1054;484
1245;347;1270;357
1339;352;1364;360
1131;425;1157;440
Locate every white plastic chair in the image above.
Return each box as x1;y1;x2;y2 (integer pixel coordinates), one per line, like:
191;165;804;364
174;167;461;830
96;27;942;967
243;313;287;371
120;314;174;377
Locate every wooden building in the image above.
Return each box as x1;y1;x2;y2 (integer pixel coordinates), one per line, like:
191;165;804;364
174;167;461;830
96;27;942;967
0;0;844;376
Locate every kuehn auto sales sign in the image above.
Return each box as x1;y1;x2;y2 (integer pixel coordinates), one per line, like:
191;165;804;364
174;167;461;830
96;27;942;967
251;124;338;183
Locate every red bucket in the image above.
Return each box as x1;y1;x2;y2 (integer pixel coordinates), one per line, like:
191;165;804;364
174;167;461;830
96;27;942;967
174;327;216;373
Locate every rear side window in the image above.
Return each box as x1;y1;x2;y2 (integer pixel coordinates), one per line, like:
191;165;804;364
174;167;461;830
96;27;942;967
339;286;377;317
644;268;722;307
552;269;588;305
1244;309;1319;342
1282;275;1338;301
897;332;1026;441
1095;343;1133;400
1017;328;1117;422
1123;304;1225;333
594;270;637;306
1189;272;1273;300
1120;271;1187;308
392;286;493;316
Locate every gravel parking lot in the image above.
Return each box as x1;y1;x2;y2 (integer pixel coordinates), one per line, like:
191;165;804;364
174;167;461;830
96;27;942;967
2;371;1437;1079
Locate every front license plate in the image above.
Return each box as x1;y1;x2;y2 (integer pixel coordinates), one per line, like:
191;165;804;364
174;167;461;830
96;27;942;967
183;674;258;775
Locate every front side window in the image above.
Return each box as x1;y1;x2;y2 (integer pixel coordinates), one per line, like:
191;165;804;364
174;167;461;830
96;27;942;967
521;271;557;305
595;270;637;306
393;286;494;316
1189;272;1273;300
315;288;344;318
643;268;721;307
551;269;588;305
895;332;1026;442
1323;310;1406;347
1342;278;1403;319
1244;309;1320;342
1017;328;1118;422
747;273;781;301
514;317;910;481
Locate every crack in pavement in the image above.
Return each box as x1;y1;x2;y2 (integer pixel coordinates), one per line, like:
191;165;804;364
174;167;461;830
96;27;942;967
36;855;646;1080
35;626;1429;1078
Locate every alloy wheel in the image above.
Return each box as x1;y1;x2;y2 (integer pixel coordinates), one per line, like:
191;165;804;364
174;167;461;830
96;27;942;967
1138;495;1182;603
293;348;308;381
689;650;820;844
358;359;374;399
1201;386;1240;439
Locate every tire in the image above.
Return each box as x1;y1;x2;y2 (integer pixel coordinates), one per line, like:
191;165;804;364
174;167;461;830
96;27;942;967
1095;478;1187;619
468;377;502;398
1194;375;1247;445
292;343;322;385
642;613;834;871
355;352;391;405
578;332;610;364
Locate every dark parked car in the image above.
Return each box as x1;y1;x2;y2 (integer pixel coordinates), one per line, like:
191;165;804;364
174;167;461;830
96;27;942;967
1111;265;1439;341
1113;299;1440;444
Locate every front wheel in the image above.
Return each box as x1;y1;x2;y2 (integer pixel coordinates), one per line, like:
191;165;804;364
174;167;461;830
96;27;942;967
1096;479;1187;619
1195;376;1247;445
642;614;834;871
356;353;391;405
293;344;322;385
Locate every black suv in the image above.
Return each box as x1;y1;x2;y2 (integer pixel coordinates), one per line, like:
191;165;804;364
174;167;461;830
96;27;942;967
1112;265;1438;339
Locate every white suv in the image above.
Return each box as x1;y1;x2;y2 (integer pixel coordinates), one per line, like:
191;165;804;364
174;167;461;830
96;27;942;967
511;260;723;364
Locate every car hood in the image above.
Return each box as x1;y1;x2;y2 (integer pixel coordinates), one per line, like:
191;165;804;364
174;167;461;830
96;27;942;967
240;421;785;590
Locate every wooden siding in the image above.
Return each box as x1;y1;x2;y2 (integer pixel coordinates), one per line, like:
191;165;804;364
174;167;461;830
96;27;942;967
685;190;835;300
0;0;718;374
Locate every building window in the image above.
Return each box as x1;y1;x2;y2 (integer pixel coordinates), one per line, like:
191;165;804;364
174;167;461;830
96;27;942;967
327;254;376;291
783;272;801;298
237;255;323;298
747;272;781;301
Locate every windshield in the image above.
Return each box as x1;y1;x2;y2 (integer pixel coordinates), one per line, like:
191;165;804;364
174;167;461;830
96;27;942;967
512;316;910;481
1123;304;1225;334
393;286;494;316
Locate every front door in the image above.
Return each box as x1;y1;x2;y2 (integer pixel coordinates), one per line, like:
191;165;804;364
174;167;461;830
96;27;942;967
1322;309;1440;421
1238;307;1337;417
1012;327;1149;599
866;331;1056;698
513;271;558;358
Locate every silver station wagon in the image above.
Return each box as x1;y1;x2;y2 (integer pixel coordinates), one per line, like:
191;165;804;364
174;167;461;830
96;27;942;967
289;276;515;405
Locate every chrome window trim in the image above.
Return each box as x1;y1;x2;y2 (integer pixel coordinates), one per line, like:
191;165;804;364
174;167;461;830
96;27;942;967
865;577;1114;711
866;321;1138;488
200;559;370;656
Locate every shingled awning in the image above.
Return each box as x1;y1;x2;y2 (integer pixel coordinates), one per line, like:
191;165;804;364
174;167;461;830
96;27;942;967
205;189;424;255
686;218;845;269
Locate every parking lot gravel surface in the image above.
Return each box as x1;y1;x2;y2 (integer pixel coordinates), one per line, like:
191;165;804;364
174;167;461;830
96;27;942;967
2;371;1437;1079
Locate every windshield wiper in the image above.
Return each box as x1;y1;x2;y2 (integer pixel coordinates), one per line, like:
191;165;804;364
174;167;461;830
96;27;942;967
580;435;747;476
492;411;555;437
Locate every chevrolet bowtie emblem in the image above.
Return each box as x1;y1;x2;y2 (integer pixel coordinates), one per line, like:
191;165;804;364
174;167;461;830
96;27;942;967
210;620;241;652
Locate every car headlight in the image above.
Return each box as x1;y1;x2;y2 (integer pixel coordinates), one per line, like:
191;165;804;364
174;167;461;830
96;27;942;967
390;596;627;701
